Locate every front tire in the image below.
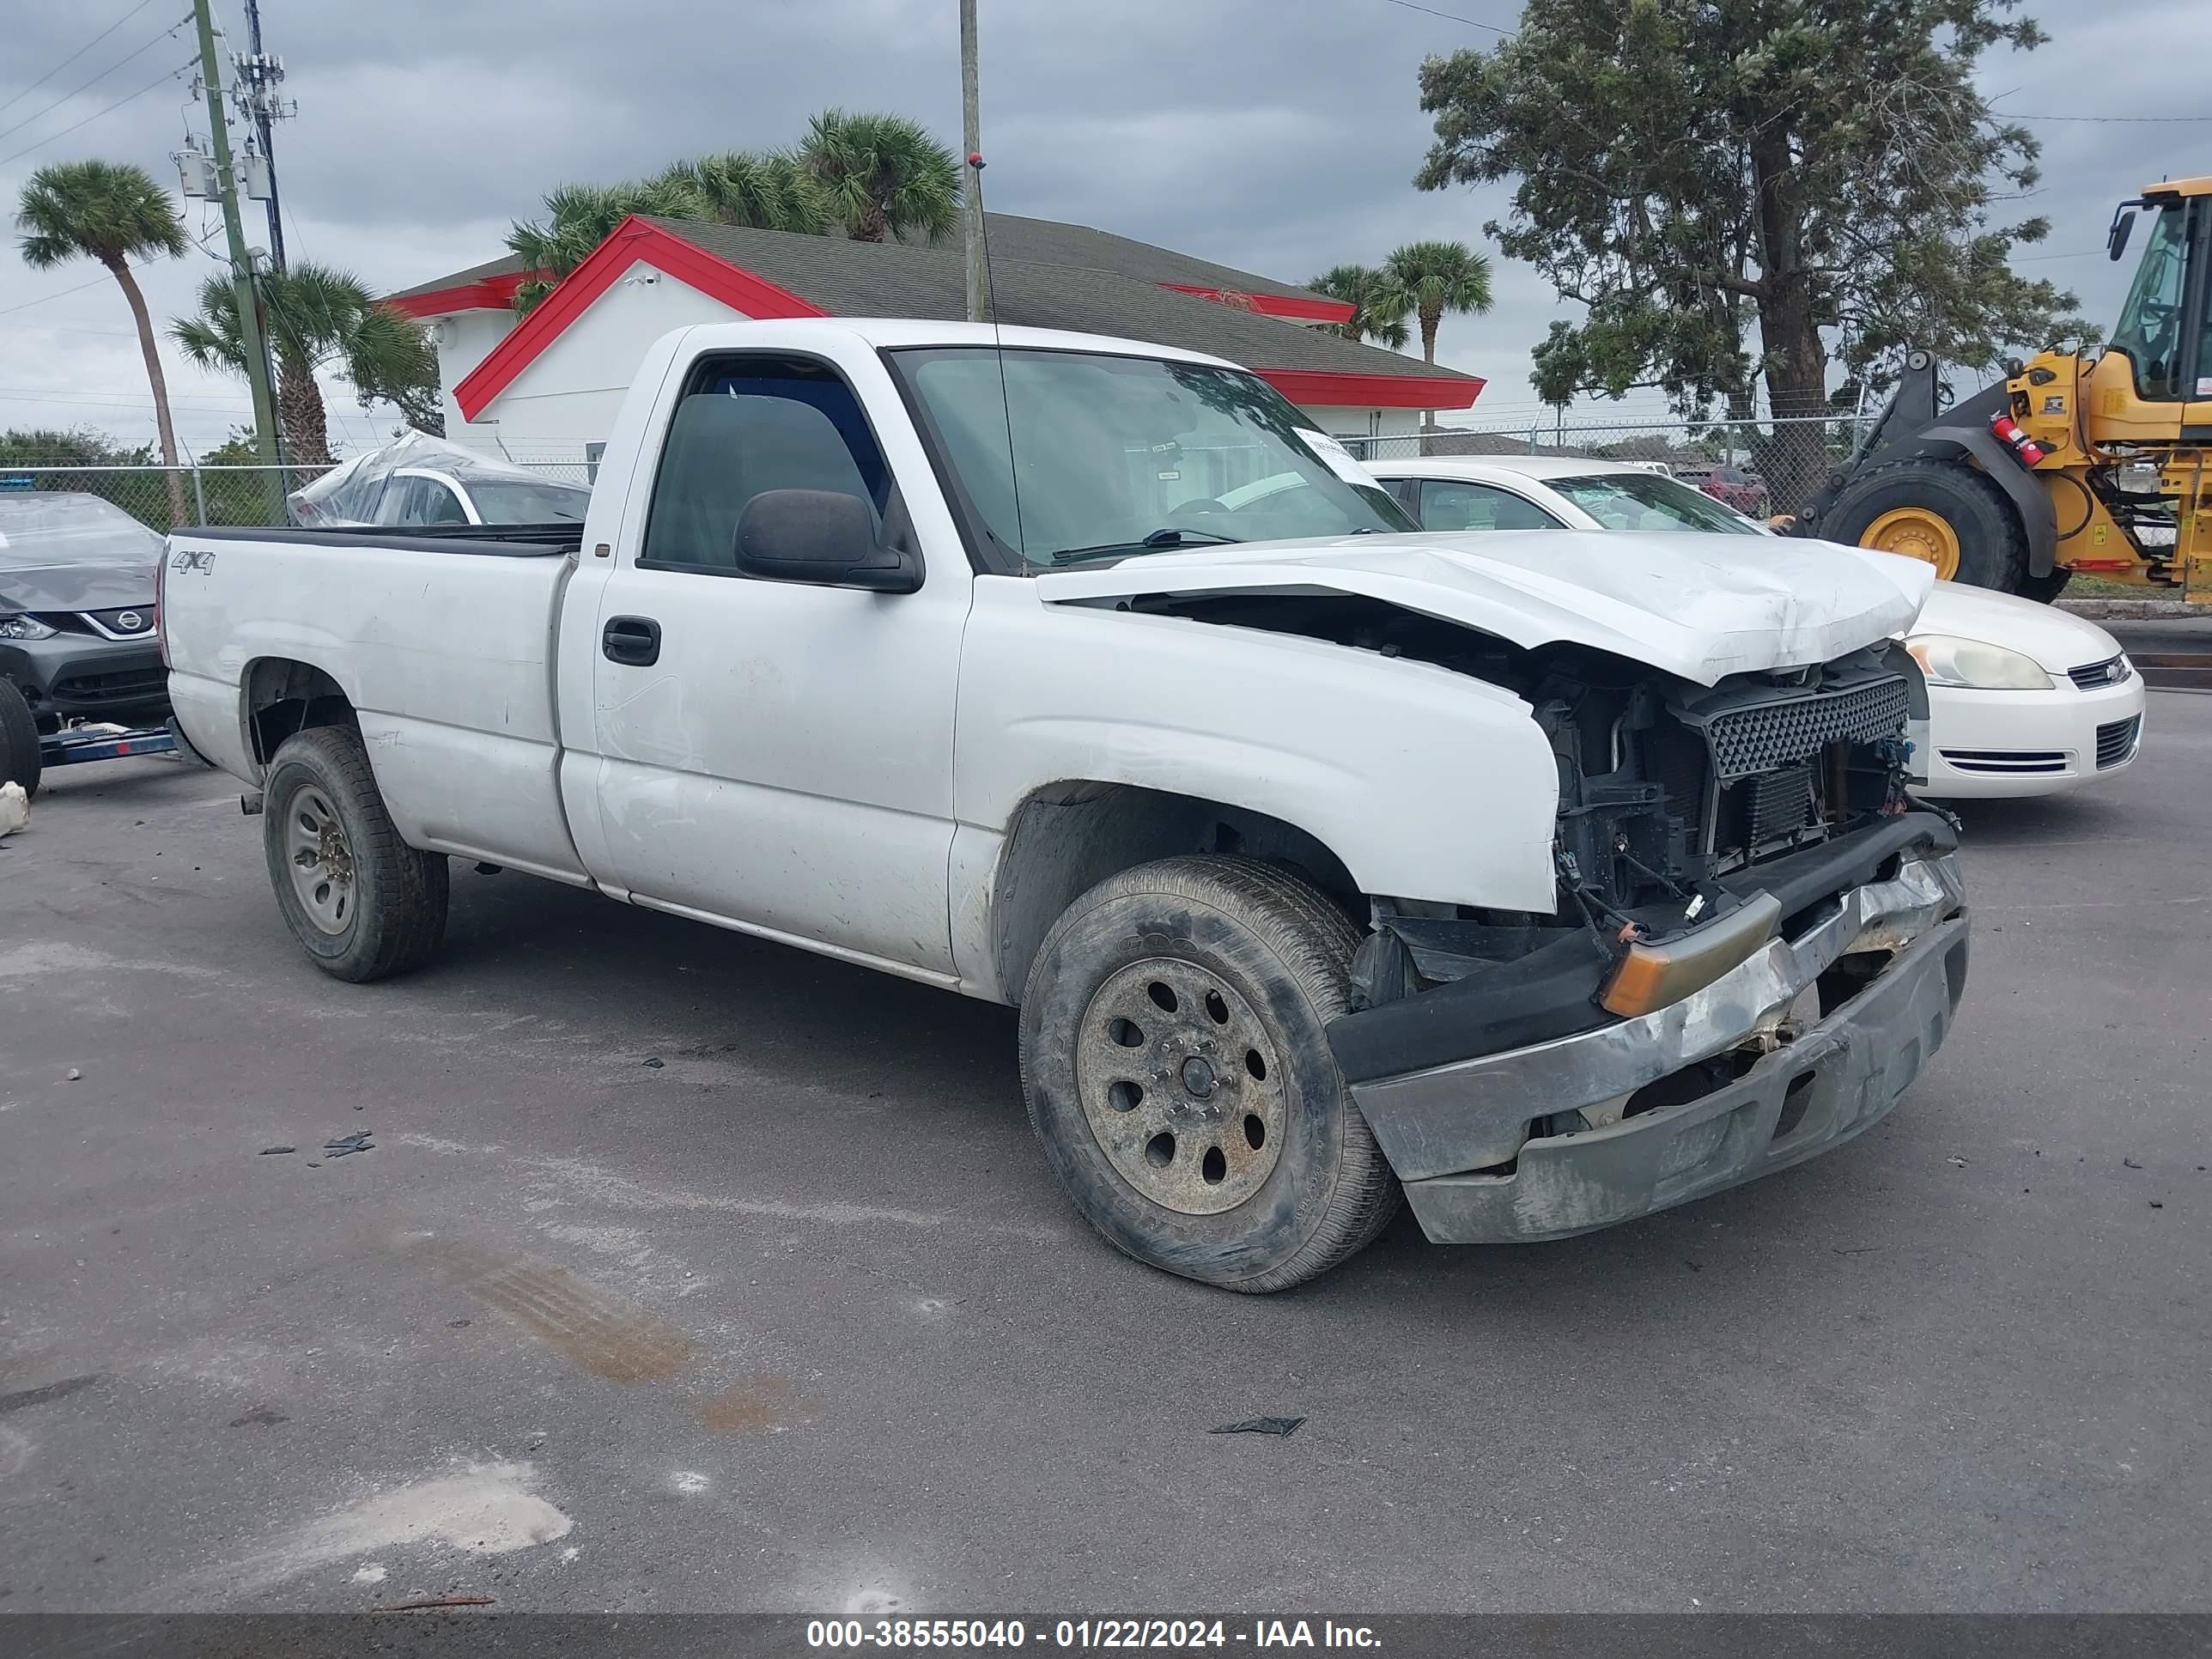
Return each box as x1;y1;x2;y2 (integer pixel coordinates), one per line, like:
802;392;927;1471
1018;855;1401;1291
0;677;42;799
263;725;448;981
1823;459;2029;592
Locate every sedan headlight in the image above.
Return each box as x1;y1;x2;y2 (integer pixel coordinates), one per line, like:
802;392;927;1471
0;613;58;641
1907;634;2052;690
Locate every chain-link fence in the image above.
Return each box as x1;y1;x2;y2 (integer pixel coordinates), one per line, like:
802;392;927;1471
1336;413;1880;520
0;459;589;533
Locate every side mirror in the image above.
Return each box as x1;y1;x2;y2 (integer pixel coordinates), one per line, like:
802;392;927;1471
2107;207;2136;263
732;489;921;593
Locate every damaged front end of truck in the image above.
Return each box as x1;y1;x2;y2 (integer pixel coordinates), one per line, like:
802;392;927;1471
1037;531;1971;1243
1325;629;1968;1243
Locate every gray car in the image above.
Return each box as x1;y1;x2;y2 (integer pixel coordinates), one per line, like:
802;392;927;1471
0;492;169;794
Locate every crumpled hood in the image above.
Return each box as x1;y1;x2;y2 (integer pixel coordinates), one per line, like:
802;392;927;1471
0;560;155;614
1034;530;1935;686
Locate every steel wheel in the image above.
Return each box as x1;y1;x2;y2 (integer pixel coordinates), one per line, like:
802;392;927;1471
283;784;356;935
1074;957;1288;1215
1861;506;1962;580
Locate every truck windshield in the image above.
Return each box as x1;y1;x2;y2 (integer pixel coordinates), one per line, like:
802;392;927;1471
886;346;1413;568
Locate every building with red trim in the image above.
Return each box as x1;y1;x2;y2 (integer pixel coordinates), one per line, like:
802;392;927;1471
385;213;1483;459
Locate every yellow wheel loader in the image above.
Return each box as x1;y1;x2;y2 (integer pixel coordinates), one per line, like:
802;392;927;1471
1796;175;2212;603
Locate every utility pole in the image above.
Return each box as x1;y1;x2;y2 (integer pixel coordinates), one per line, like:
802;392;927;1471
191;0;281;487
235;0;290;272
960;0;987;324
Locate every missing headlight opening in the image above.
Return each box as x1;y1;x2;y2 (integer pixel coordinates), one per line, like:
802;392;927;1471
1352;634;1917;1011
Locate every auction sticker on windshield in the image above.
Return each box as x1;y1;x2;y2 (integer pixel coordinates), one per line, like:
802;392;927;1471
1294;428;1377;487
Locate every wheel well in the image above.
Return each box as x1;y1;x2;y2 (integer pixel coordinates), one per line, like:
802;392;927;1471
990;781;1361;1003
245;659;356;766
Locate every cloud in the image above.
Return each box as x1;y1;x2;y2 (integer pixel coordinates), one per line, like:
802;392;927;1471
1;0;2202;454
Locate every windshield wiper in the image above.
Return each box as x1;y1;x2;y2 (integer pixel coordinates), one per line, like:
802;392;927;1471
1048;527;1240;566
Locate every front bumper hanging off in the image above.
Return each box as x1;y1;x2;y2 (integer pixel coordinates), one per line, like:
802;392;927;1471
1336;824;1970;1245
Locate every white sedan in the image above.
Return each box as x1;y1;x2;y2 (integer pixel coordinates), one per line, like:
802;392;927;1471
1371;455;2145;799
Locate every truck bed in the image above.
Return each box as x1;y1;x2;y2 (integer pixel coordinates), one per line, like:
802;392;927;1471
163;526;591;884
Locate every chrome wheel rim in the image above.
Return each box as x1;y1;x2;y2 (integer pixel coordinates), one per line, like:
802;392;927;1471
283;785;355;936
1074;958;1287;1215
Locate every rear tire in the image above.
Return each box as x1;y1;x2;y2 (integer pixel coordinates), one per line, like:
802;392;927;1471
263;725;447;981
1018;854;1401;1292
1822;459;2029;593
0;677;41;800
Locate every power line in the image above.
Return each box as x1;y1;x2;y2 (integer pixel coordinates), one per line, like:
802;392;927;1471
0;0;162;121
0;58;193;169
2023;113;2212;124
0;13;191;147
1374;0;1512;35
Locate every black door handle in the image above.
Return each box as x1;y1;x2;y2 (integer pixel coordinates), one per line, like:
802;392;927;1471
602;615;661;666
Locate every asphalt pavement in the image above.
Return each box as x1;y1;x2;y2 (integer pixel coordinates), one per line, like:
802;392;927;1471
2;697;2208;1615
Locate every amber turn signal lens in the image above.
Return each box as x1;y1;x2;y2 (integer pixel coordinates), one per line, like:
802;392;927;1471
1598;892;1783;1018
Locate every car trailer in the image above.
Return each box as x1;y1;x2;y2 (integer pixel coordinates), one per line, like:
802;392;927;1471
0;701;181;800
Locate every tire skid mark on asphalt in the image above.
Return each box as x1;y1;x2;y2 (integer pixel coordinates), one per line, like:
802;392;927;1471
393;1133;1071;1243
402;1235;695;1384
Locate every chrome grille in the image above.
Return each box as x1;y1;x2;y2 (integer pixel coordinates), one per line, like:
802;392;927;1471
2095;716;2141;769
2068;655;2129;690
1703;677;1911;782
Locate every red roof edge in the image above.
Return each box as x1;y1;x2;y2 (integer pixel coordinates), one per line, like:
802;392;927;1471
385;270;544;319
451;217;829;422
1254;368;1485;411
1158;283;1356;325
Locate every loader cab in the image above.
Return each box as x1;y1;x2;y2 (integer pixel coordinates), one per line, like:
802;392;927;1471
2086;181;2212;443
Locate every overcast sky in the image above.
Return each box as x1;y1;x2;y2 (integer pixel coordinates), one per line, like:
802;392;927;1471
1;0;2204;458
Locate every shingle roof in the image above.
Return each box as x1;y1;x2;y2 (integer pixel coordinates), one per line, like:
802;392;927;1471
956;214;1332;305
392;212;1333;309
641;217;1473;385
386;251;530;301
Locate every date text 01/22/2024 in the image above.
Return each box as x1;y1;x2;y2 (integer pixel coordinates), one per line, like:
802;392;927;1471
806;1619;1382;1650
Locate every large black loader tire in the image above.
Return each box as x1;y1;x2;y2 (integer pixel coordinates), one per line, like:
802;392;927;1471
0;676;41;800
1821;458;2031;594
1018;854;1401;1292
262;725;448;982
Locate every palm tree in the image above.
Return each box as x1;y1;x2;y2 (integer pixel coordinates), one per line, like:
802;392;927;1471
506;155;834;310
507;175;707;307
173;263;441;465
1307;264;1413;349
685;151;831;237
799;109;960;243
1376;240;1493;368
1377;240;1494;430
15;161;190;523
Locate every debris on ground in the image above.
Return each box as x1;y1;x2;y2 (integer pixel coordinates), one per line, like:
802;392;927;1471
374;1595;496;1613
2124;1158;2144;1170
1211;1416;1304;1437
642;1058;665;1069
1946;1156;1968;1168
323;1131;374;1158
258;1146;295;1156
0;781;27;839
64;1067;81;1081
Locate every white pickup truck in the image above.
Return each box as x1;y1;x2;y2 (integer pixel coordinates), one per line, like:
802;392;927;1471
164;319;1970;1291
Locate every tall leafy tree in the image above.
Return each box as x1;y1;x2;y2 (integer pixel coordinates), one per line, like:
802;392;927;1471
799;108;961;243
173;263;441;465
1413;0;2085;492
1308;264;1413;349
15;161;190;522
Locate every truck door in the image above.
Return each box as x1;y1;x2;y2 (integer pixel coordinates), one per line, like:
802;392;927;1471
586;352;963;978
